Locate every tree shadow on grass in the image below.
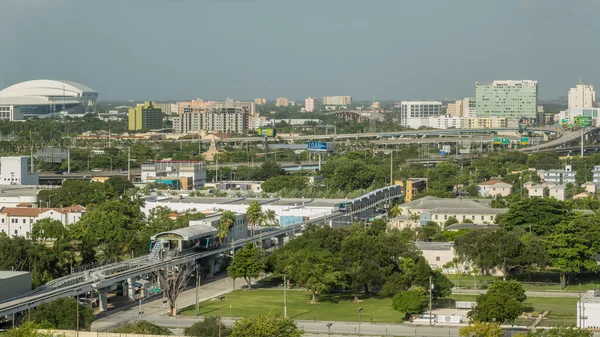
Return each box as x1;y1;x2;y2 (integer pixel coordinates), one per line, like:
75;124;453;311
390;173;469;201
198;307;219;315
290;308;317;320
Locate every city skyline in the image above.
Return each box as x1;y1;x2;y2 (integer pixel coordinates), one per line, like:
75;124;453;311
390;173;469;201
1;0;599;101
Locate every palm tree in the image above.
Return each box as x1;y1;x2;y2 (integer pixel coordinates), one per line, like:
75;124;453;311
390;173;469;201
491;195;507;208
246;201;263;236
263;209;279;227
389;204;403;217
217;211;236;243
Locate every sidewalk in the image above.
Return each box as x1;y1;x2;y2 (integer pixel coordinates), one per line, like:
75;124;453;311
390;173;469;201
452;289;580;298
91;275;237;331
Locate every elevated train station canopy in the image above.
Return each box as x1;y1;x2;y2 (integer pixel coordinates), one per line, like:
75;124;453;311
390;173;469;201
151;224;217;241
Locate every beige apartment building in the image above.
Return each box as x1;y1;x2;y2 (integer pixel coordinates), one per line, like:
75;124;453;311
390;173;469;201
276;97;289;107
254;98;267;105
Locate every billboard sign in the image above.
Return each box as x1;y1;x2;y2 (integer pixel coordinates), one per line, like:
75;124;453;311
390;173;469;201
257;128;276;137
307;142;333;152
575;116;593;127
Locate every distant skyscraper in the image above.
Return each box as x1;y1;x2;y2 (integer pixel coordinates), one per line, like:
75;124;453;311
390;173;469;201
568;80;595;110
254;98;267;105
323;96;352;106
128;101;163;131
304;97;318;112
400;101;443;128
475;80;538;120
276;97;289;107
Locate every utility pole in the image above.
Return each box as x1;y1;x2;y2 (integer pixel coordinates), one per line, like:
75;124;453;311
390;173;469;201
67;149;71;174
76;289;80;337
284;274;287;318
390;151;393;185
429;276;433;326
128;146;131;181
195;266;200;316
218;296;225;337
581;127;584;157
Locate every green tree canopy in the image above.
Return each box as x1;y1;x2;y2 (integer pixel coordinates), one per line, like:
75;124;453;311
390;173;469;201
227;242;266;289
113;321;173;335
392;288;429;320
184;316;231;337
499;198;572;235
30;297;94;330
459;322;504;337
230;314;303;337
468;291;523;323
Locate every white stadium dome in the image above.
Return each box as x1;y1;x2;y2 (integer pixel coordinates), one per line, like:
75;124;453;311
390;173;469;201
0;79;98;116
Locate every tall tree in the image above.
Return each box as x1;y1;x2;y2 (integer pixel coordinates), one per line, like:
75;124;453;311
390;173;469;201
500;198;572;235
392;288;429;320
154;264;194;316
296;251;344;303
545;214;600;287
227;242;266;289
246;201;263;236
217;211;237;243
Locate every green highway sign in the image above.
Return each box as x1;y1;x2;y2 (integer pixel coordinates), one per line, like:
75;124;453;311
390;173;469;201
493;137;501;145
575;116;593;127
520;137;529;145
501;138;510;145
257;128;276;137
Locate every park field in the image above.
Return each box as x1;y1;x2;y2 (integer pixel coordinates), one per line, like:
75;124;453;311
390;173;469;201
180;289;579;325
448;294;578;318
181;289;405;323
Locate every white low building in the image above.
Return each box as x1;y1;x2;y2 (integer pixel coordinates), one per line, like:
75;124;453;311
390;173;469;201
399;196;507;226
189;212;248;241
144;197;337;228
0;157;39;186
478;180;513;197
577;290;600;329
582;182;597;194
0;205;86;238
548;184;567;201
527;184;548;198
538;165;576;185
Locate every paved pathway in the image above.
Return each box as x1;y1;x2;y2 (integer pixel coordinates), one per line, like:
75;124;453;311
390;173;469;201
452;289;580;298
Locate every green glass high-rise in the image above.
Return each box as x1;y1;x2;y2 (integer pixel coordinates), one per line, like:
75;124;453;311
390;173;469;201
475;80;538;120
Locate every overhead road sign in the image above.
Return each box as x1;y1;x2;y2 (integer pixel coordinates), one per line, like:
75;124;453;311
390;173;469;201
307;142;334;152
257;128;276;137
575;116;593;127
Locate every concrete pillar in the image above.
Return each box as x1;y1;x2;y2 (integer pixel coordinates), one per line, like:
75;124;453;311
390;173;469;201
98;288;109;312
127;278;136;301
277;235;285;248
205;257;215;278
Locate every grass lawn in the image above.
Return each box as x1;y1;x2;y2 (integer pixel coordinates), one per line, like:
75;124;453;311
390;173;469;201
448;274;600;293
449;294;578;318
181;289;405;323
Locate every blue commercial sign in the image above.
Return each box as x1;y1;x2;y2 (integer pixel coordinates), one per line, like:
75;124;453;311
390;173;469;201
307;142;329;152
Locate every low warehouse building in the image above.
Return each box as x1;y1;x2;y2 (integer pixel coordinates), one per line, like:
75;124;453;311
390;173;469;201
0;271;32;301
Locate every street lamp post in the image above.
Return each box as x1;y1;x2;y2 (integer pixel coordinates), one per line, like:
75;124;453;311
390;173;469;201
76;288;82;337
218;296;225;337
326;323;333;337
357;307;363;337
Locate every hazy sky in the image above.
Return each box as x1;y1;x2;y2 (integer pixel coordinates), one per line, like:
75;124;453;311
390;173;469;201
0;0;599;101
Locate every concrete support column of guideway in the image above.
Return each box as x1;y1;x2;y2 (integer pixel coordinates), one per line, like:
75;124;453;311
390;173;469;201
127;278;136;301
277;235;285;248
205;257;216;278
98;288;109;312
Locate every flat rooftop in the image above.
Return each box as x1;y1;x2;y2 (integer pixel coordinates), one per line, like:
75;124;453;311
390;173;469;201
0;271;30;279
151;197;342;208
0;187;42;198
579;290;600;304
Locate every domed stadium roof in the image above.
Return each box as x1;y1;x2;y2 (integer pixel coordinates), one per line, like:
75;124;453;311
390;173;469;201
0;79;97;98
